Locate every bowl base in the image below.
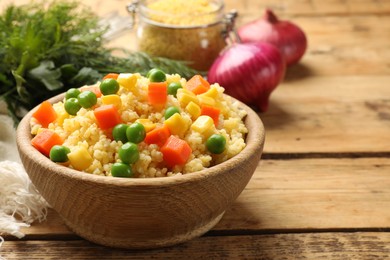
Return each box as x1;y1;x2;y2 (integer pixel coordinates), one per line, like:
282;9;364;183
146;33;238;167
62;211;225;249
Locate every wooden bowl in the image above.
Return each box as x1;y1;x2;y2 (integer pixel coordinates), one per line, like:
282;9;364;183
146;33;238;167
16;93;265;249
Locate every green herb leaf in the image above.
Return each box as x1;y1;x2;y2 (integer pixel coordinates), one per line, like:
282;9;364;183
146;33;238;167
70;67;101;86
11;70;31;104
27;60;63;91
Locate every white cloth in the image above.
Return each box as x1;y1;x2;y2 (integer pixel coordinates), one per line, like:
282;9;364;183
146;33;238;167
0;105;48;245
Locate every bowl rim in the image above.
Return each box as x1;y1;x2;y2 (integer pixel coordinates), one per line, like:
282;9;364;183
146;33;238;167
17;92;265;188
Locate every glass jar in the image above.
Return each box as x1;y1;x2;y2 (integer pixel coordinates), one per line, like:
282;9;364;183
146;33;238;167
127;0;237;71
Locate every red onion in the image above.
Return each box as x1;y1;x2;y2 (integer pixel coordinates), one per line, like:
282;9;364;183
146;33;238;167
208;42;285;112
238;9;307;66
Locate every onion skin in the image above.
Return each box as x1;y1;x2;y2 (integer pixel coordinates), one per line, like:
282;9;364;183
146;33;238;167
208;42;285;112
238;9;307;66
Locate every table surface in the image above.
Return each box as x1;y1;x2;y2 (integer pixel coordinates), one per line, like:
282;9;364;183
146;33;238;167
2;0;390;259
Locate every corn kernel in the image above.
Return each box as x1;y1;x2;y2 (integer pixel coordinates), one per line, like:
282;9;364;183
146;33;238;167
191;115;215;137
216;102;229;117
177;88;199;107
117;73;138;90
199;86;219;99
164;113;188;137
101;94;122;109
55;111;68;126
68;146;93;171
136;118;156;132
185;101;201;120
197;95;215;107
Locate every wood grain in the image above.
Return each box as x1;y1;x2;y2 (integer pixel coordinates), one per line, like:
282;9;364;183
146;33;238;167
218;158;390;231
261;76;390;154
284;15;390;77
225;0;390;15
2;232;390;259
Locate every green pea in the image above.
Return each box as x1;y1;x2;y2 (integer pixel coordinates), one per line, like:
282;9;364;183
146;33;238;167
164;106;180;120
167;82;182;97
111;162;133;178
126;122;146;144
65;88;81;99
99;78;120;95
49;145;70;162
64;97;81;115
112;124;129;143
77;90;97;108
206;134;226;154
147;68;166;82
119;142;139;164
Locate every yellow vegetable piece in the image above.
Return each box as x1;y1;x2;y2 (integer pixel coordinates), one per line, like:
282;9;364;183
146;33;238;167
164;113;188;137
185;101;201;120
177;88;199;107
191;115;215;137
197;95;215;107
55;111;69;126
101;94;122;109
117;73;138;90
198;86;219;99
136;118;156;132
68;147;93;171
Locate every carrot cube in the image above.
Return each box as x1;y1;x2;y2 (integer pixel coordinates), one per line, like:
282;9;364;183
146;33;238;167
144;125;171;147
80;85;102;98
201;105;220;126
185;75;210;95
93;104;122;130
161;135;192;167
148;82;168;105
31;129;63;157
32;101;57;128
102;73;119;80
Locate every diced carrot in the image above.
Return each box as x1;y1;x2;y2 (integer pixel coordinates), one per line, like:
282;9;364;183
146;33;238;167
160;135;192;167
80;85;102;97
32;101;57;128
144;125;171;147
201;105;220;126
31;129;63;157
93;104;122;130
148;82;167;105
102;73;119;80
185;75;210;95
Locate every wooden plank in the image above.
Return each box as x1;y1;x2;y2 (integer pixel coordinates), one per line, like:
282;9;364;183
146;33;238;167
1;232;390;259
295;15;390;77
10;158;390;238
225;0;390;15
218;158;390;231
261;76;390;153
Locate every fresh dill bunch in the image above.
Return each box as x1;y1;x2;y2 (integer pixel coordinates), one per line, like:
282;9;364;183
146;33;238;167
0;1;198;124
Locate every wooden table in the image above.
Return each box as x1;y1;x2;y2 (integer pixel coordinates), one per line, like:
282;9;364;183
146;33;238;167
2;0;390;259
